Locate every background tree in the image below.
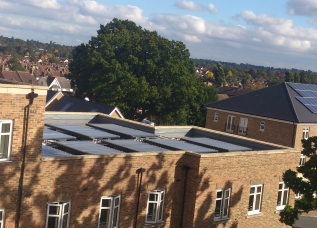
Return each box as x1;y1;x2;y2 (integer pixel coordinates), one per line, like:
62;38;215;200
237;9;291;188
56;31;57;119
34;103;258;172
285;70;294;82
279;137;317;226
300;71;309;83
294;72;300;83
212;62;226;86
68;18;217;126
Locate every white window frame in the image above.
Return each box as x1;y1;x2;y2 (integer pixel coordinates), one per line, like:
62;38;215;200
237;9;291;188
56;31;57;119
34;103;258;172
0;120;13;161
0;208;5;228
260;121;265;131
213;112;219;122
98;195;121;228
299;154;306;167
303;127;309;140
248;184;263;215
238;117;248;135
145;190;165;224
226;115;235;133
45;201;71;228
214;188;230;221
276;182;289;210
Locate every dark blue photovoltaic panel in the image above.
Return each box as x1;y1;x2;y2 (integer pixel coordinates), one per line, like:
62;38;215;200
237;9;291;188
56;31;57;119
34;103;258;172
42;145;73;157
45;124;120;139
87;123;157;138
182;137;252;152
105;139;168;152
289;83;317;92
144;138;218;153
297;90;317;97
54;141;122;155
43;128;76;140
296;97;317;113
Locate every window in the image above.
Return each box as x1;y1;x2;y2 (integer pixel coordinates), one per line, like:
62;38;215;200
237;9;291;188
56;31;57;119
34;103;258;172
238;117;248;135
303;128;309;140
98;195;121;228
46;201;71;228
276;182;289;210
226;115;235;133
0;209;4;228
248;184;263;215
260;121;265;131
0;120;13;160
146;190;165;224
214;188;230;221
299;154;306;166
214;113;219;122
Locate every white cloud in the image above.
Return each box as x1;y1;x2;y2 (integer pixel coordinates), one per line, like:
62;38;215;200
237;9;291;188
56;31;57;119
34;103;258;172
174;1;217;14
287;0;317;17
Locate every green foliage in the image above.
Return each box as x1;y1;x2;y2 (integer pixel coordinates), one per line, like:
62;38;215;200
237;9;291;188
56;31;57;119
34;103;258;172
285;70;294;82
280;137;317;225
300;71;310;83
7;57;25;71
212;62;226;86
68;18;217;126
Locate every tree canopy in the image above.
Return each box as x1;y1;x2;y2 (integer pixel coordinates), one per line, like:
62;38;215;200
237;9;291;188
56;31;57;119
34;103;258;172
279;137;317;226
68;18;217;126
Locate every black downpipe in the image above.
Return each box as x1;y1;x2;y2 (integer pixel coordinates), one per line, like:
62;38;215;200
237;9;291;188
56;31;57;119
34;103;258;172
15;90;38;228
180;165;190;228
134;167;146;228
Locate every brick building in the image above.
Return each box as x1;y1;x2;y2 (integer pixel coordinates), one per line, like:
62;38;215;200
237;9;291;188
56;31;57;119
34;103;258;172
0;84;300;228
205;82;317;150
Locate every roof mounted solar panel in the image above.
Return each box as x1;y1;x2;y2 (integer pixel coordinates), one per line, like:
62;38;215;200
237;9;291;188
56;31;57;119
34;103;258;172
54;141;122;155
43;128;76;140
182;137;252;152
45;124;120;139
42;145;73;157
87;123;157;138
104;139;168;152
288;83;317;92
144;138;218;153
296;97;317;113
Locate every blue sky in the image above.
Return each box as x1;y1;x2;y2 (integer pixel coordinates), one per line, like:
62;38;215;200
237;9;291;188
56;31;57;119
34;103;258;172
1;0;317;71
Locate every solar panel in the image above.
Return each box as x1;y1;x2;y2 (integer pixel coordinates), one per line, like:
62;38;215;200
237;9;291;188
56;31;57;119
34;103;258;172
43;128;76;140
45;124;120;139
296;97;317;113
144;138;218;153
288;83;317;92
104;139;168;152
87;123;157;138
42;145;73;157
54;141;122;155
182;137;252;152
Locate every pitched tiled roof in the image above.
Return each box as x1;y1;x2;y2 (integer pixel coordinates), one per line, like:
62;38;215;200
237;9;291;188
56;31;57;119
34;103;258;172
206;82;317;123
0;71;21;82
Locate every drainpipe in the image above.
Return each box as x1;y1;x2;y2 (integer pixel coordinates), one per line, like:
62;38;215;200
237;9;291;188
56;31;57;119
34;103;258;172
180;165;190;228
15;90;38;228
134;167;146;228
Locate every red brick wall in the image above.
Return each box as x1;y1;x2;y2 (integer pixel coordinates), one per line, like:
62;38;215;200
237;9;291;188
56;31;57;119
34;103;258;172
206;109;295;147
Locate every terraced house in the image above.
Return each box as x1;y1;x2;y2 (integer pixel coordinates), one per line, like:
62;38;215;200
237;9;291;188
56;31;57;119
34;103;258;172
0;83;299;228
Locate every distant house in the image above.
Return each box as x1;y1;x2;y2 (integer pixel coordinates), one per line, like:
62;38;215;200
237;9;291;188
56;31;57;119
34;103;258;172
0;70;38;85
215;86;252;100
46;95;124;118
48;77;73;92
205;82;317;149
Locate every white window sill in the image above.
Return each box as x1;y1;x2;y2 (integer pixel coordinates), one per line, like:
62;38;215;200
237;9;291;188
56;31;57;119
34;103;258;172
0;159;12;163
213;218;229;224
276;206;286;211
247;212;262;218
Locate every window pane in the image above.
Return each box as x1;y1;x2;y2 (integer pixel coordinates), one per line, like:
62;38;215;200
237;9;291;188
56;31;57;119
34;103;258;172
149;193;158;201
277;192;282;206
147;203;157;221
0;211;2;220
102;199;111;208
255;194;261;210
215;199;222;217
100;209;110;225
282;190;288;205
0;135;9;158
1;123;11;133
112;207;119;227
256;186;262;192
47;217;59;228
62;214;68;228
250;187;255;194
217;191;223;198
158;201;164;221
279;183;283;190
114;197;119;206
224;190;230;198
63;204;69;213
248;195;254;211
223;198;229;217
49;206;60;215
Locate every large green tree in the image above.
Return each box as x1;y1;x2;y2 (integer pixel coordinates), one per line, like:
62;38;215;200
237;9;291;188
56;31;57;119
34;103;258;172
68;18;217;126
212;62;226;86
279;137;317;226
284;70;294;82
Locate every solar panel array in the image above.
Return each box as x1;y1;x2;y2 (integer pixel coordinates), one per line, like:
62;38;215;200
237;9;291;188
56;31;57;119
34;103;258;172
104;139;168;152
42;145;73;157
145;138;218;153
288;83;317;113
87;123;157;138
182;137;252;152
54;141;122;155
43;128;76;140
46;124;120;139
